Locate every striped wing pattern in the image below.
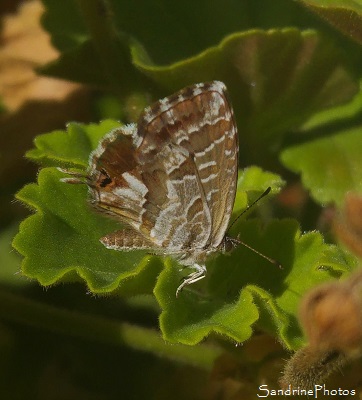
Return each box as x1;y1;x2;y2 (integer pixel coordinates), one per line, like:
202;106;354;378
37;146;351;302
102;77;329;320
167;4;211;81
83;81;238;293
136;81;238;250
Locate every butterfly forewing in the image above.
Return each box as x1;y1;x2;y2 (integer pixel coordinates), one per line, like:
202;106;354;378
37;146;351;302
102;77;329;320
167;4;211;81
136;81;238;249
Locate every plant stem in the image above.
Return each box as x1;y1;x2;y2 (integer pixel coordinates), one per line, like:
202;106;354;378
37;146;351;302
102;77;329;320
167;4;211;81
0;289;222;370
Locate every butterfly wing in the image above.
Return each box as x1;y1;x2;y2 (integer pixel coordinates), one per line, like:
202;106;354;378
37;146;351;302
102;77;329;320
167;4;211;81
137;81;238;248
87;124;212;253
87;81;237;255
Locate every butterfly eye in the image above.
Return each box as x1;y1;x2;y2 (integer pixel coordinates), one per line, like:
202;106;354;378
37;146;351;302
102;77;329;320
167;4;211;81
99;169;113;188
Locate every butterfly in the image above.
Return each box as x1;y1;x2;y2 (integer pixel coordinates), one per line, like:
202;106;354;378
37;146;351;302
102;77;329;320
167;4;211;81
60;81;240;296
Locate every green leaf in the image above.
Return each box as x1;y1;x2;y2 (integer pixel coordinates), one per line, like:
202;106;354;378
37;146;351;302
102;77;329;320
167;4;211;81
156;219;355;348
156;261;259;345
42;28;358;167
280;127;362;205
234;166;285;215
26;120;120;167
301;0;362;45
301;80;362;131
40;0;359;168
41;0;310;64
13;168;162;294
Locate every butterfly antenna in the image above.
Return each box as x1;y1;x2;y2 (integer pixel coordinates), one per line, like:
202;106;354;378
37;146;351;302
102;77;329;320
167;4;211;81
227;187;271;233
227;186;282;269
235;236;281;268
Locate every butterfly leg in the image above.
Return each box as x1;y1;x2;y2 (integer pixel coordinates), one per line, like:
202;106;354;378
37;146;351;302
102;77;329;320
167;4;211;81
176;263;206;297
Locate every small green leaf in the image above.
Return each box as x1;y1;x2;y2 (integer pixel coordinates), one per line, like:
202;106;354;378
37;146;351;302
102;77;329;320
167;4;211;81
234;166;285;215
26;120;120;167
12;166;162;294
281;127;362;205
156;219;354;347
156;260;259;345
237;166;285;194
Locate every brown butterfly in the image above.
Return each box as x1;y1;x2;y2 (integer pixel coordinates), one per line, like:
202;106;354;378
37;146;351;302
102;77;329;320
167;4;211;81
60;81;240;296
